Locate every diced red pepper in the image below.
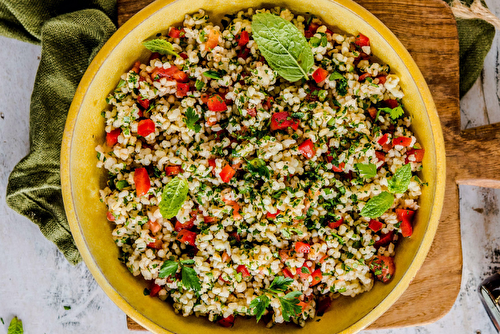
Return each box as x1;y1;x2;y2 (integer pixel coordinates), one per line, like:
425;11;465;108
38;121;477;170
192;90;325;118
176;229;197;246
137;119;156;137
134;167;150;197
375;151;386;162
137;96;150;109
369;255;395;283
383;99;399;109
283;267;294;278
106;211;115;221
377;75;387;84
219;164;236;183
147;239;163;249
406;148;425;163
378;133;390;145
174;218;195;232
332;162;345;173
316;297;332;316
266;210;281;219
237;265;251;277
168;27;185;38
295;241;311;253
165;165;183;176
358;72;371;82
368;106;377;119
150;283;162;297
328;217;344;229
207;94;227;112
173;70;189;82
354;33;370;47
217;315;235;328
151;65;179;81
247;107;257;117
392;136;412;147
298;139;316;159
148;220;162;234
236;30;249;47
270;112;300;131
206;29;220;50
106;128;121;147
312;68;329;84
176;82;190;97
310;269;323;287
374;230;394;248
397;208;415;237
368;219;383;232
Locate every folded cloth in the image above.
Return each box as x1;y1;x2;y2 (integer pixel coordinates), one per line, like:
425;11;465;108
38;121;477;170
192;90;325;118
0;0;496;265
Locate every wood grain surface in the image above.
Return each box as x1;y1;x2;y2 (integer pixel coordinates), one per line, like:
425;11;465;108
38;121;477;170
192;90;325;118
118;0;464;330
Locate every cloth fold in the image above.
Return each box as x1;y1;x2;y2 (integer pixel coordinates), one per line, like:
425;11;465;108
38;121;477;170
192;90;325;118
0;0;496;265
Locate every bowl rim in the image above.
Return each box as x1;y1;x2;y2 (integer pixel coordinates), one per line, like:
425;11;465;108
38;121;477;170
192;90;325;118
61;0;446;332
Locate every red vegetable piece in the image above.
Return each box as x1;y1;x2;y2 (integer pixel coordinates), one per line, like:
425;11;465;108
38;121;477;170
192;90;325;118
358;72;371;82
299;262;312;280
149;52;161;61
377;75;387;84
147;239;163;249
263;96;274;111
134;167;150;197
375;151;386;162
174;214;195;232
401;219;413;237
204;216;217;223
295;241;311;254
315;297;332;316
247;107;257;117
368;219;383;232
374;230;395;248
266;210;281;219
383;99;399;109
219;164;236;183
106;128;121;147
207;94;227;112
106;211;115;222
406;148;425;163
137;96;150;109
206;29;220;50
176;82;190;97
355;33;370;47
173;70;189;82
148;220;162;234
367;106;377;119
137;119;156;137
392;136;412;147
305;22;319;38
237;265;251;277
217;315;235;328
270;112;300;131
283;267;294;278
377;133;390;145
165;165;183;176
369;255;395;283
298;139;316;159
150;283;162;297
328;217;344;229
236;30;249;47
332;162;345;173
397;208;415;237
168;27;185;38
176;229;197;246
312;68;329;84
151;65;179;81
310;269;323;287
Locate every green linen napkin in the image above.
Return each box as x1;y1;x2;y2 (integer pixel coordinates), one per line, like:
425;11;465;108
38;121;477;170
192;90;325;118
1;0;496;265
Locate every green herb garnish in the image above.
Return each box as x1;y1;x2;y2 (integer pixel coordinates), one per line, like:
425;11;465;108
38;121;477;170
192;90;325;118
158;258;201;292
355;163;377;179
159;177;189;219
203;70;222;80
184;107;202;133
388;164;412;193
360;191;394;218
142;39;179;57
7;317;23;334
246;158;270;179
377;105;404;120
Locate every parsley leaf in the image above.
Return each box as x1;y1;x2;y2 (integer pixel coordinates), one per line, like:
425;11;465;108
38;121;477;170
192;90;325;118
158;260;179;278
268;276;294;292
184;107;202;133
246;158;270;179
203;70;222;80
7;316;23;334
301;267;311;274
388;164;412;193
250;294;270;322
142;39;179;57
279;293;303;321
181;266;201;291
360;191;394;218
336;78;348;96
329;71;344;81
63;305;71;310
378;105;404;120
159;177;189;219
195;80;205;91
355;163;377;179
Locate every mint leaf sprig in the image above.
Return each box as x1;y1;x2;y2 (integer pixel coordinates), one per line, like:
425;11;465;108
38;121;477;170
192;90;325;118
159;177;189;219
249;276;303;322
355;163;376;179
142;39;180;57
158;258;201;292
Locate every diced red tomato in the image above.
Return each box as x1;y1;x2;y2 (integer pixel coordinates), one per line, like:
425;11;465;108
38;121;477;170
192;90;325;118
148;220;162;234
131;61;141;74
106;128;121;147
147;239;163;249
217;315;235;328
295;242;311;254
328;217;344;229
222;251;230;262
297;301;309;313
378;133;390;145
368;106;377;119
176;82;190;97
207;94;227;112
219;164;236;183
368;219;383;232
377;75;387;84
310;269;323;287
383;99;399;109
312;68;329;84
374;230;394;248
168;27;185;38
315;297;332;316
247;107;257;117
208;159;216;174
266;210;281;219
230;231;241;242
397;208;415;237
370;255;395;283
401;220;413;237
236;30;249;47
137;119;156;137
150;283;162;297
175;218;195;232
298;139;316;159
263;96;274;111
179;52;188;60
149;52;161;61
176;229;197;246
134;167;150;197
165;165;183;176
137;96;150;109
106;211;115;221
151;65;179;81
173;70;189;82
304;22;319;38
237;265;251;277
279;250;290;263
354;33;370;47
332;162;345;173
406;148;425;163
204;215;217;223
270;112;300;131
206;29;220;50
392;136;412;147
283;267;294;278
358;72;371;81
375;151;386;162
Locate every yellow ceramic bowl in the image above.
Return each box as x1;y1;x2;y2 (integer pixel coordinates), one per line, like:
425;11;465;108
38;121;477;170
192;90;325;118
61;0;445;332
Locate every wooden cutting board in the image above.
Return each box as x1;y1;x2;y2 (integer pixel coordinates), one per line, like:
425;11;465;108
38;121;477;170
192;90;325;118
118;0;468;330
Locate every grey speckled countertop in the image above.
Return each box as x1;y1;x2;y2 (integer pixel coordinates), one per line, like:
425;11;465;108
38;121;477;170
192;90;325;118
1;2;500;332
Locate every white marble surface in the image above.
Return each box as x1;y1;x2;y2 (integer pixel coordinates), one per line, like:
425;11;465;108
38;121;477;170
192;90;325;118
1;4;500;332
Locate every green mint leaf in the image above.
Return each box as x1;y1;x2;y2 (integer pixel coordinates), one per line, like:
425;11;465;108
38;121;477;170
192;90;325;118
159;177;189;219
250;294;270;323
142;39;179;57
355;163;377;179
268;276;294;292
158;260;179;278
63;305;71;310
115;180;129;190
329;71;344;81
378;106;404;120
7;316;23;334
301;267;311;274
252;13;314;82
181;266;201;291
388;164;412;193
246;158;270;179
195;80;205;91
360;191;394;218
180;259;195;265
203;70;222;80
184;107;201;133
279;295;302;321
